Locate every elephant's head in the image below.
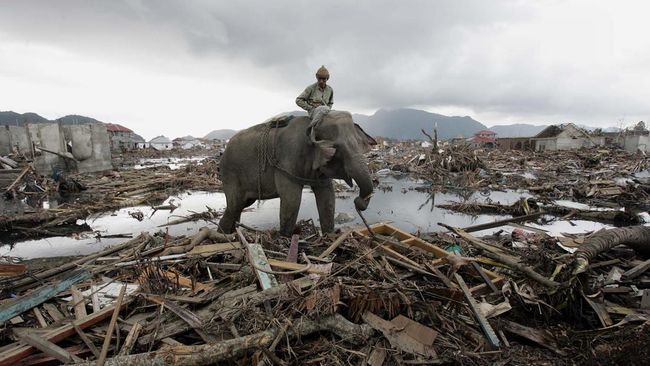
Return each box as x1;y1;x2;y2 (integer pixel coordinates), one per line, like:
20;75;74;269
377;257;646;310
307;111;377;211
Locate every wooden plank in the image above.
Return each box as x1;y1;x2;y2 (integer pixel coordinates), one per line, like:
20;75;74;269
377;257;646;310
318;231;351;258
471;261;499;293
14;330;83;364
140;267;211;293
0;269;91;324
41;303;64;322
143;294;215;344
186;242;242;256
362;312;437;358
32;308;47;328
390;315;438;346
501;320;565;355
237;228;278;290
118;322;142;356
453;273;500;348
0;263;27;277
268;258;331;275
70;285;87;320
97;285;127;366
358;223;503;282
641;290;650;310
4;165;31;193
461;212;544;233
622;259;650;280
73;322;100;359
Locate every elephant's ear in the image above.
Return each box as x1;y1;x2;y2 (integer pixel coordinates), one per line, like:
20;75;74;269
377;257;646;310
306;124;337;170
354;123;377;152
312;140;336;171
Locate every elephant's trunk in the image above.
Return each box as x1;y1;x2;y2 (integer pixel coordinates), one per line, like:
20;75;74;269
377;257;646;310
345;152;373;211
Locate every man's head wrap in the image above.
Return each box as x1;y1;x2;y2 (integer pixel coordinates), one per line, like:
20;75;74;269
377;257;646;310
316;65;330;79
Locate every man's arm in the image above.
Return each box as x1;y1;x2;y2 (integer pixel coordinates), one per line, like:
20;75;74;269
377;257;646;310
296;86;313;112
327;88;334;108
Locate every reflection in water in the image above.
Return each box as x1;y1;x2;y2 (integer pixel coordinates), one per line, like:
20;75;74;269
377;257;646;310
2;177;528;259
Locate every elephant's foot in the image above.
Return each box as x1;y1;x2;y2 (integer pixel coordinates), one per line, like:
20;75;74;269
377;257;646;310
218;215;236;234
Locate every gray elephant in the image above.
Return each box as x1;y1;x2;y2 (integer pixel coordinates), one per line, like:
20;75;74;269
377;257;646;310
218;111;376;236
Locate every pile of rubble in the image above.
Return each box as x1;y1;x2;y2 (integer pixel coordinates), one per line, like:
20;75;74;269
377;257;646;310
1;218;648;365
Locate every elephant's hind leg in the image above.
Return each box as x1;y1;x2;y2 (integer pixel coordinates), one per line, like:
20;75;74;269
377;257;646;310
219;189;249;234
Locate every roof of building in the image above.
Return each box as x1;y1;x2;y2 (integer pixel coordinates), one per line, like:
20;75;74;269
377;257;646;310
475;130;496;135
105;123;133;133
533;123;591;140
131;134;145;143
149;135;171;144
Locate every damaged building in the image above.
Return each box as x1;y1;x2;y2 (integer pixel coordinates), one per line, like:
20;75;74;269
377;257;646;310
0;122;112;174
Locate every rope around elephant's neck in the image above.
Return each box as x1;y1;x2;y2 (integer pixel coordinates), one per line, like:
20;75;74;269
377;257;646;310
257;122;329;201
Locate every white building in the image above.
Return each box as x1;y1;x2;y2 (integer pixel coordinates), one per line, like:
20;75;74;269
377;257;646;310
531;123;598;151
149;135;172;150
174;135;204;150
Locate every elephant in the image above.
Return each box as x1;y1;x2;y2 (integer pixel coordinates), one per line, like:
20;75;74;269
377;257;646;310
218;111;376;236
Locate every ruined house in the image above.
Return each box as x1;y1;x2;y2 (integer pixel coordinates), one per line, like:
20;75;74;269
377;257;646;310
530;123;599;151
105;123;144;151
0;122;112;174
149;135;173;151
471;130;497;148
497;137;532;151
173;135;204;150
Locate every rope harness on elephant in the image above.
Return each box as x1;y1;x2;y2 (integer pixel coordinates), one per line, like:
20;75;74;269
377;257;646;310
257;119;329;202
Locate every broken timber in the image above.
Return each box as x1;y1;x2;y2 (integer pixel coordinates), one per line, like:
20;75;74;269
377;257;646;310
0;269;91;324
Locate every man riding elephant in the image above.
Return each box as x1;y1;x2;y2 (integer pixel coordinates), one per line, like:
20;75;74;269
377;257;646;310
296;65;335;143
296;65;334;115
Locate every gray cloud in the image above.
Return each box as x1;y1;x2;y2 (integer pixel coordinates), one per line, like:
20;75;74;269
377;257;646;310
0;0;648;127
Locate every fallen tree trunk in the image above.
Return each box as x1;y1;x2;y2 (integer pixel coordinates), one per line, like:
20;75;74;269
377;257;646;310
72;314;373;366
574;225;650;274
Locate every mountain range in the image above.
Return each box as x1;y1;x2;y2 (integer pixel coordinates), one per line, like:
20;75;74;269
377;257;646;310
3;109;619;141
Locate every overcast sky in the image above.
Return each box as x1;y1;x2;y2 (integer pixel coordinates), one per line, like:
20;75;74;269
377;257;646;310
1;0;649;139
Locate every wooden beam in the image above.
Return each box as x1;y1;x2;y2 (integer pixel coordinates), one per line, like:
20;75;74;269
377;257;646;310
453;273;500;348
32;308;48;328
14;330;83;364
622;259;650;280
318;231;351;258
97;285;126;366
70;285;87;320
73;323;100;359
237;228;278;290
460;212;544;233
0;269;91;324
118;322;142;356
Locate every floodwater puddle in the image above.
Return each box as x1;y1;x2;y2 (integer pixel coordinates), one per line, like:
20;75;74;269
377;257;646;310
1;177;538;259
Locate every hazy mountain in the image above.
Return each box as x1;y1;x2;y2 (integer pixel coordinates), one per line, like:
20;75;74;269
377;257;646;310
0;111;49;125
56;114;103;124
488;124;546;137
204;129;237;140
353;108;487;140
0;111;102;126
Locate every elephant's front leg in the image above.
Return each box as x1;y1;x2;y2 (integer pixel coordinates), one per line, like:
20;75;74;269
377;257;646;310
312;181;335;233
275;173;304;236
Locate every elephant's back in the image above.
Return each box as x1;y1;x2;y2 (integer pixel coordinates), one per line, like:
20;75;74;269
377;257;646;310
221;117;310;178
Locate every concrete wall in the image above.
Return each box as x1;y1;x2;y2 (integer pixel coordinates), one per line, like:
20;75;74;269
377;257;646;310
623;134;650;153
0;122;112;174
533;138;557;151
30;123;67;174
62;124;112;172
0;126;12;155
